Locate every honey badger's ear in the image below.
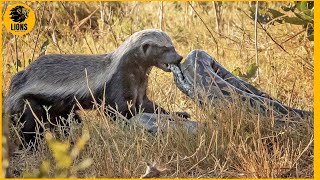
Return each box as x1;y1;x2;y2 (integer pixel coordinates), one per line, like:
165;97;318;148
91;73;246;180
142;43;150;55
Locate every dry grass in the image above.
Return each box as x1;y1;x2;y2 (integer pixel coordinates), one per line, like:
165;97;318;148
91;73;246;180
2;1;313;178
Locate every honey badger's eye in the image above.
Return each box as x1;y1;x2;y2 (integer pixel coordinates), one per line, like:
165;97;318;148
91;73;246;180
142;43;150;54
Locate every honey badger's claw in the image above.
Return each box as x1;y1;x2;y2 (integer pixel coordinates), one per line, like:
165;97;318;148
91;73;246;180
176;111;190;119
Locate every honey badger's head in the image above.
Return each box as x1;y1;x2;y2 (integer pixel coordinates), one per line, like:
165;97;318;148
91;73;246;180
121;29;183;72
141;41;183;72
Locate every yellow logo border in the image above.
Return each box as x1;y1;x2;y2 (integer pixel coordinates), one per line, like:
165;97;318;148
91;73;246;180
3;3;36;36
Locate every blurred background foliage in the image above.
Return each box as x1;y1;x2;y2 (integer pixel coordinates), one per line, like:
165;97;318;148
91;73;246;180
249;1;314;41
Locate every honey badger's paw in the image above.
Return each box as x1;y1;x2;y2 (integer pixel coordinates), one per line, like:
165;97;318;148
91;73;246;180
175;111;190;119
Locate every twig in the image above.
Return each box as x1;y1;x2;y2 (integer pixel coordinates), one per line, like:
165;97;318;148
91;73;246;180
99;4;119;47
31;4;46;61
159;1;164;30
59;2;75;25
51;30;62;53
2;2;7;17
14;35;19;72
259;23;289;53
239;7;288;53
281;29;305;44
265;14;287;27
213;2;222;34
74;8;99;31
288;78;297;109
260;23;313;71
254;1;260;82
239;5;314;71
188;1;219;56
188;2;241;45
104;18;119;47
99;2;105;36
80;31;94;54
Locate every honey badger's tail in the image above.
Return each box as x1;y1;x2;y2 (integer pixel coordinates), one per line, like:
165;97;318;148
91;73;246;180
4;70;27;114
2;71;27;177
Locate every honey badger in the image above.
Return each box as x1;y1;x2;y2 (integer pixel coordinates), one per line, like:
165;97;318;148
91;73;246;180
5;29;189;145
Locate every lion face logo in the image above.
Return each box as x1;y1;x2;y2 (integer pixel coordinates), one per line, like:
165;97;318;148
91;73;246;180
9;6;30;23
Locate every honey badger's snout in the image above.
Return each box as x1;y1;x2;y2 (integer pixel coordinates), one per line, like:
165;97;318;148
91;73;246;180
156;47;184;72
175;54;183;64
170;48;183;65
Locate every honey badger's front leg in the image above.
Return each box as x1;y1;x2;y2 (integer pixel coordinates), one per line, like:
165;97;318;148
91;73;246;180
141;97;190;119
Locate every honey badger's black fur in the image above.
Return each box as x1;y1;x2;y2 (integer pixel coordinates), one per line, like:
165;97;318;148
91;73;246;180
5;29;188;146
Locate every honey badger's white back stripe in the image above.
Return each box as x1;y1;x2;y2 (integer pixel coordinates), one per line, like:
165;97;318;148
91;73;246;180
116;29;173;58
126;29;173;48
